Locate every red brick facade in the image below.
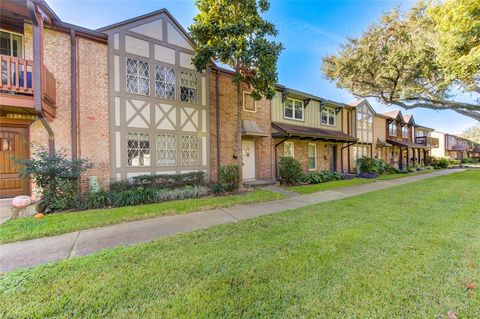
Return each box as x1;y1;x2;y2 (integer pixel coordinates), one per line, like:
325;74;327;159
209;70;274;182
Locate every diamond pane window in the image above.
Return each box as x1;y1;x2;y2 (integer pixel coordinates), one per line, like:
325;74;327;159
157;134;177;166
126;58;150;95
180;72;198;103
308;143;317;171
155;65;176;100
180;135;199;165
127;132;150;167
284;141;294;157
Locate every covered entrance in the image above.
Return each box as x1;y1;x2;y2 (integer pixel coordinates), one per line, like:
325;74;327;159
0;126;29;197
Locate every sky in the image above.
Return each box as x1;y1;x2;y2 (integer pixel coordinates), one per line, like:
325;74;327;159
47;0;479;134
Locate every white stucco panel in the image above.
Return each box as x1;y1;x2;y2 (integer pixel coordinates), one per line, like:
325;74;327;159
125;35;150;58
129;19;163;41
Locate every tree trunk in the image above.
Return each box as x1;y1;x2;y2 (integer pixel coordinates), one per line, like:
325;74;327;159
236;81;243;186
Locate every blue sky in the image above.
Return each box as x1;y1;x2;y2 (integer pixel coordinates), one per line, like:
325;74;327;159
48;0;478;134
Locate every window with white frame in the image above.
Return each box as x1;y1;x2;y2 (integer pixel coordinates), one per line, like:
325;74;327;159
321;107;336;126
284;98;304;120
284;141;294;157
126;58;149;95
0;30;23;57
402;126;409;138
352;145;369;167
308;143;317;171
388;122;397;136
181;135;199;165
156;134;176;166
356;104;373;143
155;65;176;100
127;132;150;167
180;71;198;103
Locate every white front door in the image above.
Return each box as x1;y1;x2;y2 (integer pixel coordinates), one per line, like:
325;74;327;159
242;139;256;180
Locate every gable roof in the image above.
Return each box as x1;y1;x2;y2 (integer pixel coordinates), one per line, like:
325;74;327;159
383;110;407;124
97;8;196;48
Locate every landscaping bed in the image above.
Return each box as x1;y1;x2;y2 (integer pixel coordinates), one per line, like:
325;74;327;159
1;171;478;318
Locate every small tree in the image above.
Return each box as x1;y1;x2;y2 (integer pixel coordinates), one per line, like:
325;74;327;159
15;147;92;212
190;0;283;183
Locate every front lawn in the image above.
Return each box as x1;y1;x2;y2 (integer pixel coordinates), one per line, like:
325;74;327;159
287;178;374;194
1;171;479;318
0;189;284;244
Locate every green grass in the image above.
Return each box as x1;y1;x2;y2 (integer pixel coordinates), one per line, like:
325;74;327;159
287;178;374;194
376;169;437;180
0;189;284;244
1;171;478;318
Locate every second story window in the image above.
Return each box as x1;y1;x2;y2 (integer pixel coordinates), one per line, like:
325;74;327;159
0;30;23;57
321;107;336;126
155;65;176;100
126;58;149;96
284;98;304;121
402;126;409;138
180;71;198;103
356;104;373;142
388;122;397;136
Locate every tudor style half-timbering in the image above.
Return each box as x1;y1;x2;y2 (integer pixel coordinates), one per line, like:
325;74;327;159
99;10;210;180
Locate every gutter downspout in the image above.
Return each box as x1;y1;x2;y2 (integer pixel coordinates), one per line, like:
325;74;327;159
28;0;55;155
215;69;220;181
274;135;291;180
70;29;78;159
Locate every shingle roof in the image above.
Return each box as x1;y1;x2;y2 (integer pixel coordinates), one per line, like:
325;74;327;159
272;122;357;142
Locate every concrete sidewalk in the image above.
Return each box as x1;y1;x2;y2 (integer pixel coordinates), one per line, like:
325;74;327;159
0;169;463;272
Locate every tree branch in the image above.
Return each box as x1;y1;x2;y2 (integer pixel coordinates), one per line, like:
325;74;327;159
389;101;480;121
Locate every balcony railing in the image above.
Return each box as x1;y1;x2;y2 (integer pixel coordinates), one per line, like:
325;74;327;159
415;136;439;148
0;54;56;118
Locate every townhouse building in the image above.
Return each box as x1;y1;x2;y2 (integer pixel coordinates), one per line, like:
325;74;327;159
431;131;480;160
0;1;476;199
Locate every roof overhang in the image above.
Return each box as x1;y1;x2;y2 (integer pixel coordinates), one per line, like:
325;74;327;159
387;139;431;149
242;120;269;137
272;122;357;142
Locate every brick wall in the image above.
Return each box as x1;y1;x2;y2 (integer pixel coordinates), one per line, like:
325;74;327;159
209;70;274;182
24;24;110;193
273;138;340;175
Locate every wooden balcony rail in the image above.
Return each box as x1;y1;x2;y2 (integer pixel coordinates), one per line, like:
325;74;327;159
0;54;56;115
415;136;439;148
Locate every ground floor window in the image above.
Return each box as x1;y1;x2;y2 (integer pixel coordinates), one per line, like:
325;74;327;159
284;141;294;157
127;132;151;167
352;145;369;166
181;135;199;165
308;143;317;171
156;134;176;166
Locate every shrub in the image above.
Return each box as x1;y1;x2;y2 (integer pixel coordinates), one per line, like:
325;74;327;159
278;157;304;185
406;166;417;173
209;183;226;195
357;172;378;179
448;159;461;166
110;171;206;192
15;147;92;213
356;157;397;175
219;165;240;191
305;171;343;184
83;189;112;209
462;158;479;164
430;157;449;169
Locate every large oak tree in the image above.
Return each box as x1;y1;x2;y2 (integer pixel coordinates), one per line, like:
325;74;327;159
190;0;283;181
322;0;480;121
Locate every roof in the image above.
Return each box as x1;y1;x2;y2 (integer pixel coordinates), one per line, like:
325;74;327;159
386;139;431;149
375;138;392;147
272;122;357;142
242;120;269;137
96;8;196;49
383;110;401;119
452;143;468;151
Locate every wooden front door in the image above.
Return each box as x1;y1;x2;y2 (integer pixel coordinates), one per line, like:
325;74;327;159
0;127;29;197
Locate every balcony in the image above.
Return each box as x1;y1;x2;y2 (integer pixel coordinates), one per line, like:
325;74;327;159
415;136;439;148
0;54;56;119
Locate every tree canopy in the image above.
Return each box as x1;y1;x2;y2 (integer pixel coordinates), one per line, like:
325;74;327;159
322;0;479;121
189;0;282;180
462;125;480;143
189;0;283;100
